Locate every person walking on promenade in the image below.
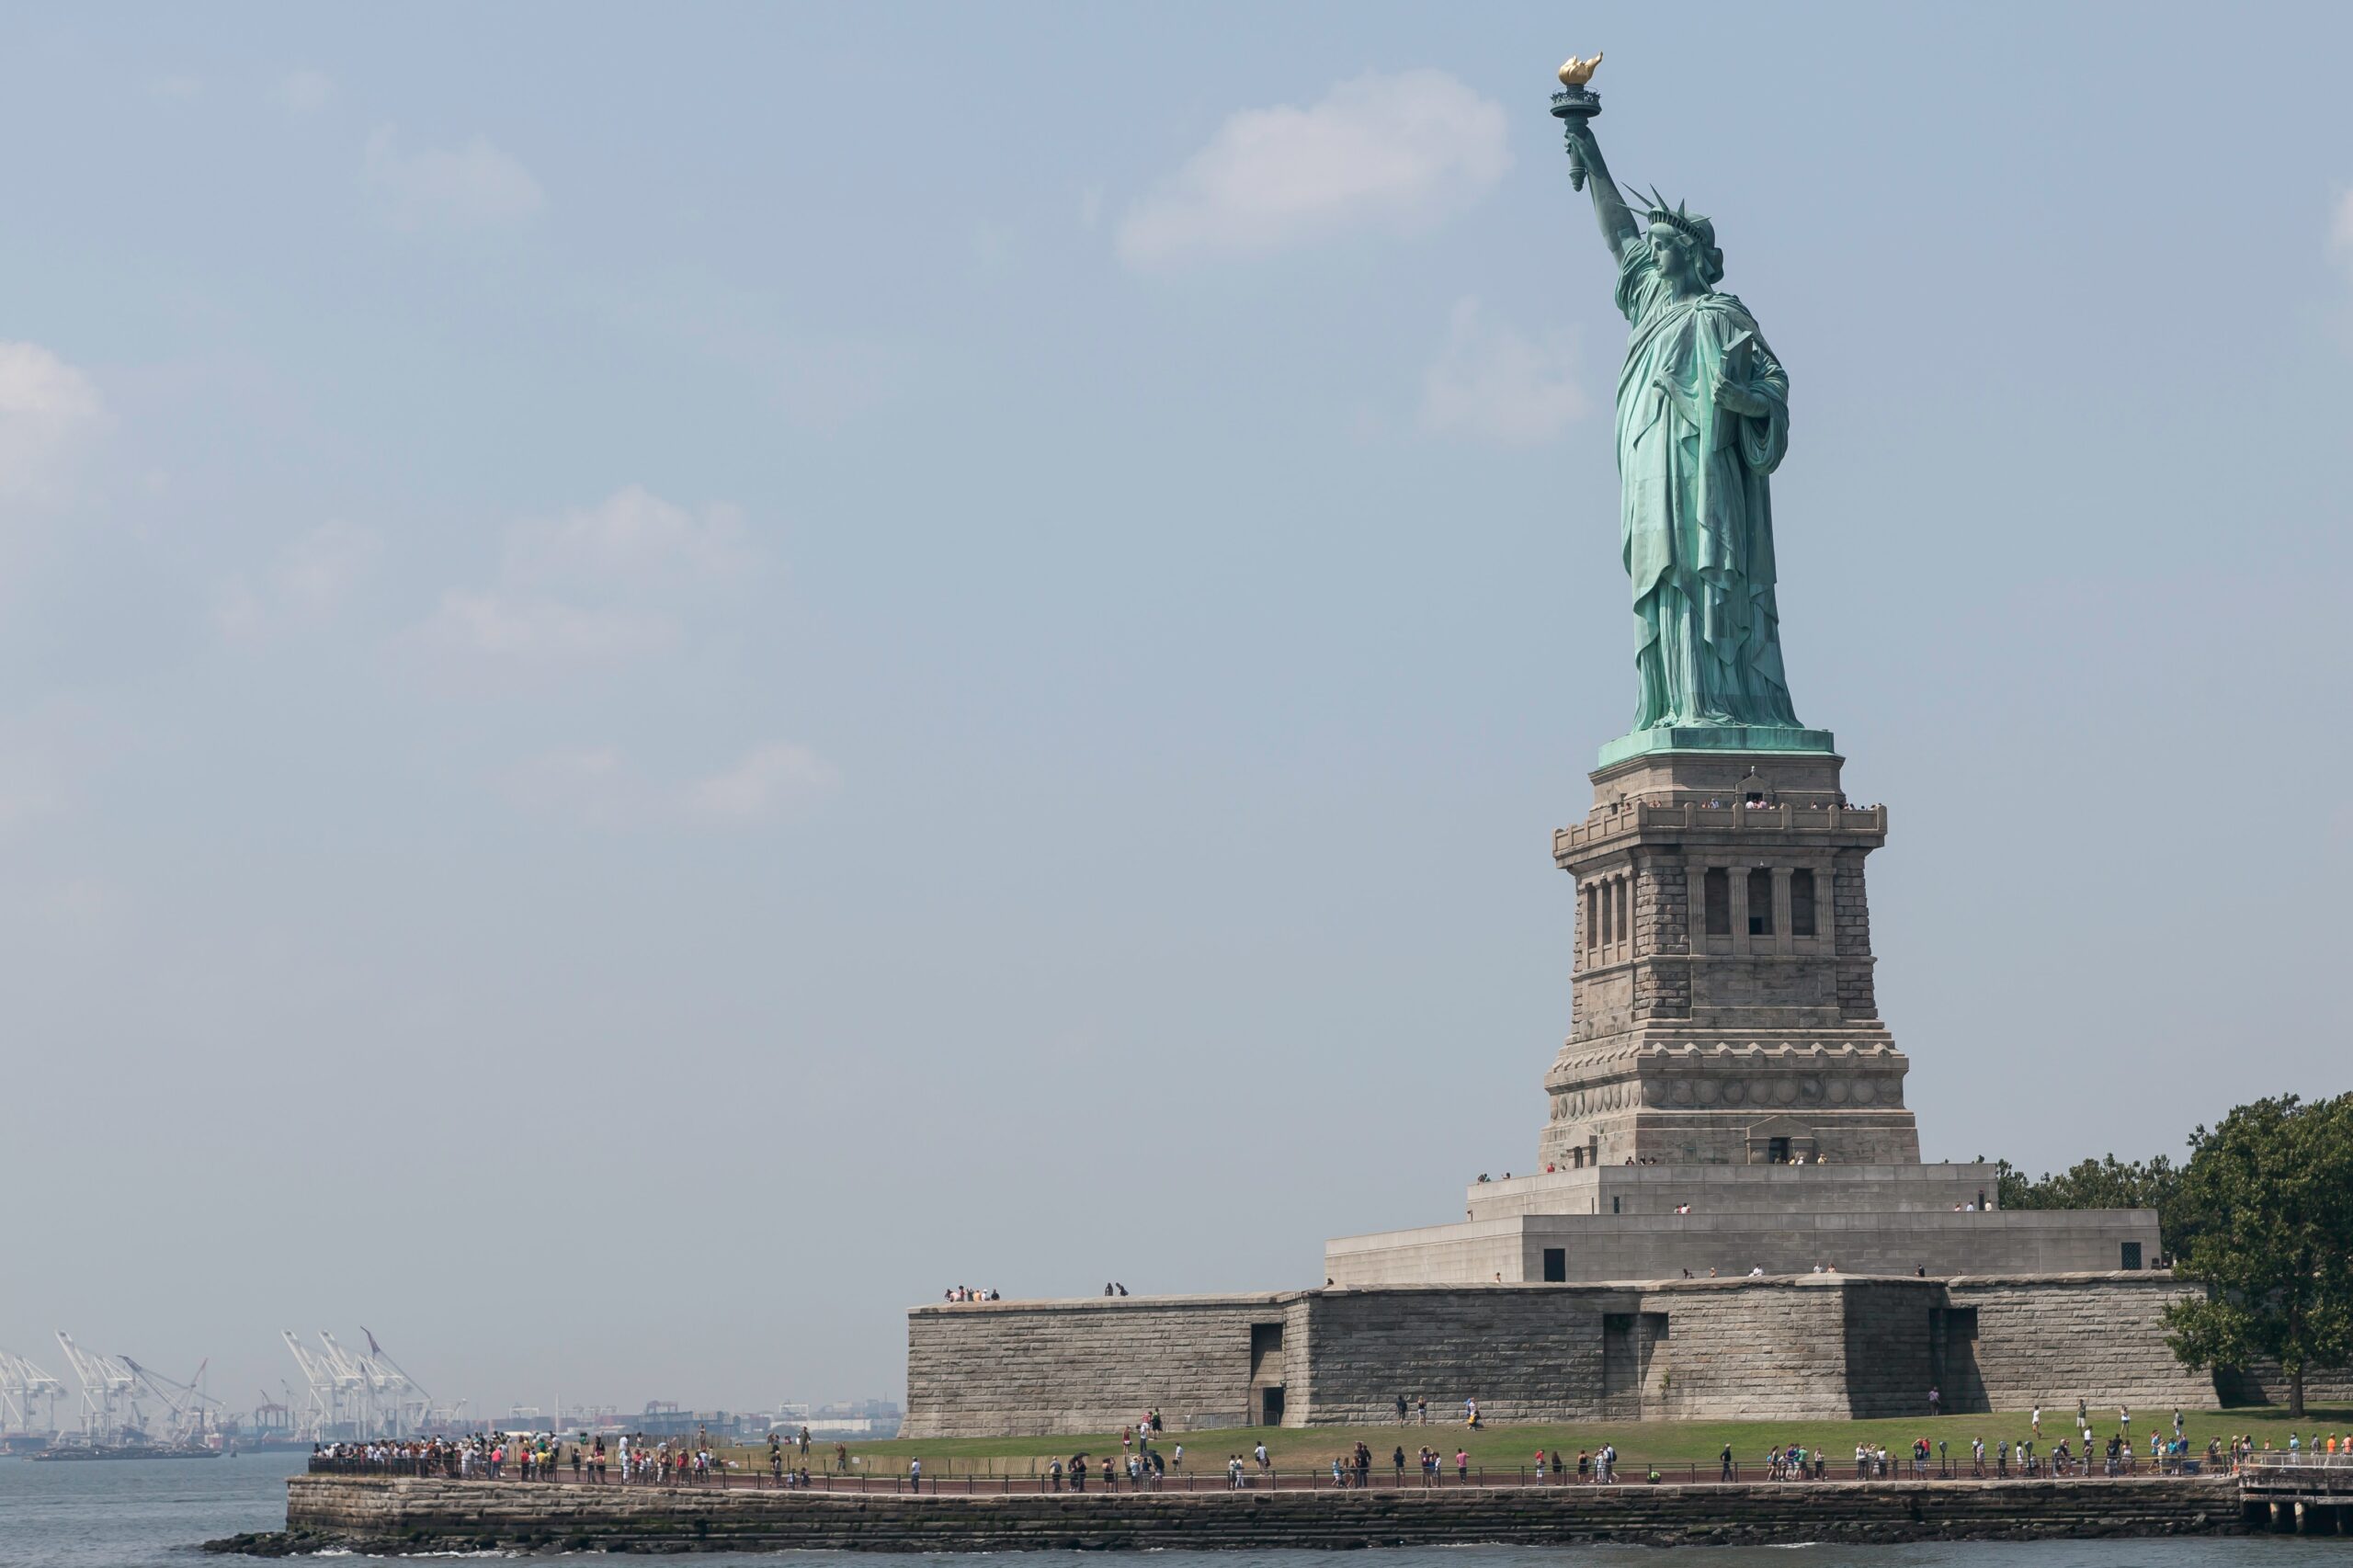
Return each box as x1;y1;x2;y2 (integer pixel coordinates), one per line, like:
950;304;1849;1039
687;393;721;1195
1456;1449;1469;1483
1721;1442;1733;1481
907;1458;921;1493
1395;1446;1407;1481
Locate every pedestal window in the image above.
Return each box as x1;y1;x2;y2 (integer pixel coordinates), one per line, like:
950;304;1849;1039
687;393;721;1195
1790;869;1817;937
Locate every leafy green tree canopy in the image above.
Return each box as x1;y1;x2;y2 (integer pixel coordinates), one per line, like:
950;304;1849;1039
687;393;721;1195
2157;1095;2353;1417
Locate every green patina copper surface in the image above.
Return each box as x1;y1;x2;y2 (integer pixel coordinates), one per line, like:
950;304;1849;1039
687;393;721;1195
1556;82;1831;766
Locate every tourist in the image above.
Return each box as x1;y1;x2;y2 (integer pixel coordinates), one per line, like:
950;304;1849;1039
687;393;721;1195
1395;1392;1409;1424
2031;1404;2041;1439
1050;1457;1063;1491
1928;1385;1941;1417
907;1457;921;1493
1720;1442;1733;1481
1456;1448;1469;1482
1226;1454;1242;1489
1416;1396;1427;1424
1254;1441;1269;1472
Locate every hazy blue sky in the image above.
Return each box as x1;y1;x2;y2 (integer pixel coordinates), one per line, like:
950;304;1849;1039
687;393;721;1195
3;2;2348;1421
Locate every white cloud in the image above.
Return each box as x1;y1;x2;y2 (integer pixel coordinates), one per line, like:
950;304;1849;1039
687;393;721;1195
681;743;838;824
210;578;266;642
500;741;836;828
279;519;381;618
415;591;673;667
214;520;382;642
1418;296;1588;447
278;69;334;114
503;485;748;585
0;342;105;506
498;746;639;826
1118;70;1506;271
365;125;546;229
402;486;752;686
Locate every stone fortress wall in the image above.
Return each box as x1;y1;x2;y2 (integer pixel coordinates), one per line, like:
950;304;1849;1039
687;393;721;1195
904;1273;2219;1438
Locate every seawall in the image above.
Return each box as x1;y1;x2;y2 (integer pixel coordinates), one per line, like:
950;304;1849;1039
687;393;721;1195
220;1472;2247;1554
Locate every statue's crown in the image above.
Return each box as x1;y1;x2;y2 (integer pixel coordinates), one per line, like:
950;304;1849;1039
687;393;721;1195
1636;187;1710;246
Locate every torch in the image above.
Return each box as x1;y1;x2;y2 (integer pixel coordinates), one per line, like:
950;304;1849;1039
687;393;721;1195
1551;53;1603;191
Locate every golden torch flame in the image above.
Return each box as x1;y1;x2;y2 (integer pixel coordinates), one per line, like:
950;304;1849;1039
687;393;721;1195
1557;53;1602;88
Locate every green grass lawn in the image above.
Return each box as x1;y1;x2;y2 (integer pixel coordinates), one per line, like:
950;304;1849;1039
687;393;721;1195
723;1407;2353;1477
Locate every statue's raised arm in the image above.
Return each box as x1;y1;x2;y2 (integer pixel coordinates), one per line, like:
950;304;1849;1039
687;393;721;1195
1562;119;1639;265
1551;57;1638;264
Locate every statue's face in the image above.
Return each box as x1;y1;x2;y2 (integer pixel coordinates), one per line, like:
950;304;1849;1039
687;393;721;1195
1649;222;1700;286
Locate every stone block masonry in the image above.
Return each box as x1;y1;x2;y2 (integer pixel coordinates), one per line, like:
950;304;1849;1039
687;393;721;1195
257;1472;2247;1553
905;1273;2232;1437
1949;1275;2222;1412
903;1294;1305;1439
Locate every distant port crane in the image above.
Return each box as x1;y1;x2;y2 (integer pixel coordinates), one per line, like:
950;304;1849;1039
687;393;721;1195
121;1356;225;1446
281;1327;435;1438
52;1333;145;1442
0;1348;67;1436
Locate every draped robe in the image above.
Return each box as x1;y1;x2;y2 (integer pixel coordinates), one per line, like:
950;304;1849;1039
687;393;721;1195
1613;237;1802;732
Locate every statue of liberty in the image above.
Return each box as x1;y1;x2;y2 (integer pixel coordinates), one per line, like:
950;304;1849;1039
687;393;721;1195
1555;64;1811;746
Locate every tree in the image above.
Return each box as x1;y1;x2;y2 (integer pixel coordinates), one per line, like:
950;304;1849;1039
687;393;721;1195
2159;1095;2353;1417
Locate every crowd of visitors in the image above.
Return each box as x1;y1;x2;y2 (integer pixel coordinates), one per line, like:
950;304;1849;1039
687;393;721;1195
310;1434;739;1484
